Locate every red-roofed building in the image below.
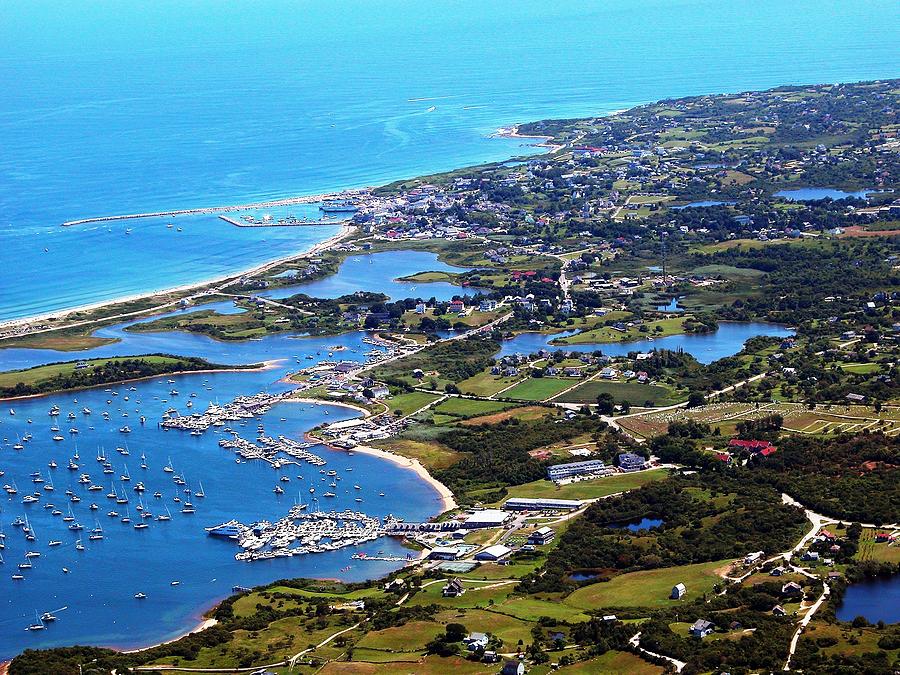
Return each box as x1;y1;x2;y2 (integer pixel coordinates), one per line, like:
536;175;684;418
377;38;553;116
760;446;778;457
728;439;773;450
714;452;732;463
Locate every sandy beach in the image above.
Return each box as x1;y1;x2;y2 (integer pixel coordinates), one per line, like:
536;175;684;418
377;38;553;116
121;617;219;654
0;224;356;335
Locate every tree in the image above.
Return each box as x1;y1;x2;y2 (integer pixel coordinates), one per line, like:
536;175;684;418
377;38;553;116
687;391;706;408
445;623;468;642
596;393;615;415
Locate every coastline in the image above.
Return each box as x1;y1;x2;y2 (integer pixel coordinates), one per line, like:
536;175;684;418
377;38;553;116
350;443;458;514
0;223;356;334
120;616;220;655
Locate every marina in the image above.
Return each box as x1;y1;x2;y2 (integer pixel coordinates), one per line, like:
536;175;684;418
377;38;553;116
0;327;444;657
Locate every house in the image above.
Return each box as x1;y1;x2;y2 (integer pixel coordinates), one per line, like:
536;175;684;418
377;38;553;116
773;605;787;617
475;544;512;561
482;650;500;663
415;302;427;314
671;582;687;600
744;551;765;565
782;581;803;597
480;299;498;312
442;578;465;597
689;619;714;638
801;551;820;562
528;526;556;546
449;299;465;313
464;632;489;651
500;661;525;675
769;566;786;577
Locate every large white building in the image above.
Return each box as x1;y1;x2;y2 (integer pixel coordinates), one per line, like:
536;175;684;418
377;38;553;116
546;459;613;481
463;509;511;529
504;497;582;511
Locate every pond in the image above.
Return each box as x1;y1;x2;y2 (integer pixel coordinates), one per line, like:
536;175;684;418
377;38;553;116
656;297;685;313
608;517;664;531
775;187;877;201
261;250;485;303
836;575;900;624
569;571;600;582
497;321;793;364
672;200;735;209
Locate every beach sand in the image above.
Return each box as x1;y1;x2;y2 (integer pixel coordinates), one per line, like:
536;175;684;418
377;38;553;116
0;223;356;334
351;444;458;513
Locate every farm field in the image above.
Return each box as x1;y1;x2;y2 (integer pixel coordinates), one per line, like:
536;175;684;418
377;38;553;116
502;377;574;401
457;370;524;397
855;528;900;563
555;651;663;674
431;397;517;418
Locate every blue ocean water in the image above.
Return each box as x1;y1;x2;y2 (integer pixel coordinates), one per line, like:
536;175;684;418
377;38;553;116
0;331;445;657
2;0;899;320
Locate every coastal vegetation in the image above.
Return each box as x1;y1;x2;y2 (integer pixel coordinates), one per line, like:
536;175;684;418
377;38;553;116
0;354;247;399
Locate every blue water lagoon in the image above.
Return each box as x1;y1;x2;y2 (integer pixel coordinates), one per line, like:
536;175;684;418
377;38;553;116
497;322;793;363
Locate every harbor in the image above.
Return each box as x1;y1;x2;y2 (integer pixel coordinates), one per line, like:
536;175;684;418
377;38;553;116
0;327;444;657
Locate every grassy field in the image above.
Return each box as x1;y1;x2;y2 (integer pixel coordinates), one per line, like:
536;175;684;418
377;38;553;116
0;331;116;352
431;397;517;418
503;469;670;502
385;391;442;416
564;559;731;610
457;370;523;397
556;651;663;674
556;380;683;406
503;377;574;401
355;620;437;651
369;437;462;471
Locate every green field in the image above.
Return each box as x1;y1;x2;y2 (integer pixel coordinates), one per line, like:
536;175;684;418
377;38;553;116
552;317;687;345
457;370;523;396
385;391;442;416
556;380;683;406
503;469;670;501
564;559;730;610
431;397;516;418
503;377;574;401
556;651;663;674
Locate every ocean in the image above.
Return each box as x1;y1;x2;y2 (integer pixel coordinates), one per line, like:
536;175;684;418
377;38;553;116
2;0;899;321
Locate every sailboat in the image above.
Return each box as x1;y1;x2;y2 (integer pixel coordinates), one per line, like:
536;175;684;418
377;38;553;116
194;481;205;498
121;506;131;524
26;611;45;631
156;505;172;522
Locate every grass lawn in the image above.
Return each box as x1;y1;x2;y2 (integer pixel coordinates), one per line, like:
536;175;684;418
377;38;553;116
556;651;663;674
386;391;442;416
350;648;426;663
504;469;670;501
564;559;731;610
489;596;591;623
355;620;438;651
503;377;574;401
431;397;517;418
433;607;533;647
407;579;517;609
556;380;683;406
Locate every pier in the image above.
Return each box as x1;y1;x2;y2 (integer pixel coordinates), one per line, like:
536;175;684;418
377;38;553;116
219;215;349;228
60;189;370;227
218;433;326;467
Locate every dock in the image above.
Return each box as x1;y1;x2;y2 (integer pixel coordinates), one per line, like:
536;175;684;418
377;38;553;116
218;215;347;228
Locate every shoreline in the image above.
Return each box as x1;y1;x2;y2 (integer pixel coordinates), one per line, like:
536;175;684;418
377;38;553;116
0;359;281;402
0;224;356;334
350;443;458;513
120;615;220;654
